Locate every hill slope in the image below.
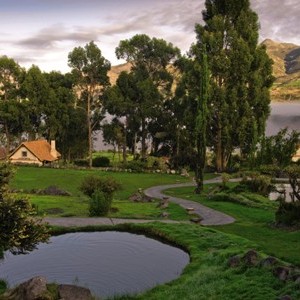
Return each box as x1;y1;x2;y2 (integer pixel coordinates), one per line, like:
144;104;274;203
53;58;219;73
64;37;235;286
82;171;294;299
262;39;300;100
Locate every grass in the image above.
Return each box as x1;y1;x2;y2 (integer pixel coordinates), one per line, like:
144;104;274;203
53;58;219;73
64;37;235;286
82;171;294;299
165;184;300;265
48;223;300;300
10;166;194;220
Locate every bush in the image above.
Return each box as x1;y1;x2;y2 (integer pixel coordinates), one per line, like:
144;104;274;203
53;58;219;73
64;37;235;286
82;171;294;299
92;156;110;168
240;173;274;196
124;160;147;173
89;190;112;216
73;159;88;167
276;202;300;225
80;175;121;200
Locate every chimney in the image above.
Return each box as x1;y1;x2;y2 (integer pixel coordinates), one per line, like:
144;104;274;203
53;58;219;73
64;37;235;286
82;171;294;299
50;140;57;158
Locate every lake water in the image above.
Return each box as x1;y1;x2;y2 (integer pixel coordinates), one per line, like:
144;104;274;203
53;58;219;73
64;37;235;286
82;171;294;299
0;231;189;298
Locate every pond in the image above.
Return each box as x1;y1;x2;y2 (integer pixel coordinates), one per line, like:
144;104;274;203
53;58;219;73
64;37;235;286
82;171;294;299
0;231;189;298
269;184;294;202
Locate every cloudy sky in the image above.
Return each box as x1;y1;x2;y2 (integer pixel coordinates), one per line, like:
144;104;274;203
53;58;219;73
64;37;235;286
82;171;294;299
1;0;299;73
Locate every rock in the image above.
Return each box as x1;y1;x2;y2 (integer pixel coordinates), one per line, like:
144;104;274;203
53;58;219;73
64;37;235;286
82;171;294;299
170;170;176;174
160;212;170;218
190;217;201;224
58;284;93;300
278;295;292;300
157;197;169;208
242;250;259;266
4;276;48;300
273;266;291;281
227;255;241;268
260;256;278;268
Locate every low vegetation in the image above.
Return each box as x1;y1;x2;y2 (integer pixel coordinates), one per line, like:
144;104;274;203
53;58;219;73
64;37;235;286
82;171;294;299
165;183;300;265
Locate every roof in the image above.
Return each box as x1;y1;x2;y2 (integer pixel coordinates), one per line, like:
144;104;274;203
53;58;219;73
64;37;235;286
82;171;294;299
11;140;60;162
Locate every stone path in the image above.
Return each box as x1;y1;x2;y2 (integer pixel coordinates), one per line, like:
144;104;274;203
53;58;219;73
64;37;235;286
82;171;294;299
144;178;235;225
44;177;235;227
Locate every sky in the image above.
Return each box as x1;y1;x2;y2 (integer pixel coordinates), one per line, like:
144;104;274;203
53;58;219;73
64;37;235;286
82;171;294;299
0;0;299;73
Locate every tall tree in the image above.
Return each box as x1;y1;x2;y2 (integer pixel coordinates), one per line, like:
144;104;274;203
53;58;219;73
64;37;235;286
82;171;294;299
68;41;111;168
195;49;209;193
192;0;274;172
115;34;181;159
0;56;24;154
21;65;54;139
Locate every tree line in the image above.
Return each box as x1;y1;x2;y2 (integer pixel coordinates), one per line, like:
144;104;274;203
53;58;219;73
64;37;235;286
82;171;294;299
0;1;275;184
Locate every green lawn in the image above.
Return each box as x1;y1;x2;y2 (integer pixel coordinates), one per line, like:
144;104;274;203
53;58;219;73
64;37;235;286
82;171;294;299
11;166;192;220
165;184;300;265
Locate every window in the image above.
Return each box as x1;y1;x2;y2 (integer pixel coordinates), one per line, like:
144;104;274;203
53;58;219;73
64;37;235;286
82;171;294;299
22;151;27;158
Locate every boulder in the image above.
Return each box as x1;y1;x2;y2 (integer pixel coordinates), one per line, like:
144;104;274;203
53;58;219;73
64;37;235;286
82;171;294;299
260;256;278;268
4;276;48;300
278;295;292;300
242;250;259;266
273;266;291;281
58;284;93;300
227;255;241;268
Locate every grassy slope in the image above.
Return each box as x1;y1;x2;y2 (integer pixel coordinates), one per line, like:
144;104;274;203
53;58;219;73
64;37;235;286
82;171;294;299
165;185;300;265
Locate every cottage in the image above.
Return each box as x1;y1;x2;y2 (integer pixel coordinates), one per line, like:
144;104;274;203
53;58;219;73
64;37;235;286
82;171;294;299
9;140;60;166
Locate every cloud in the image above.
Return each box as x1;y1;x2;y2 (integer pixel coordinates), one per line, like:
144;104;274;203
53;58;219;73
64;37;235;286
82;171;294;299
252;0;300;44
17;24;100;49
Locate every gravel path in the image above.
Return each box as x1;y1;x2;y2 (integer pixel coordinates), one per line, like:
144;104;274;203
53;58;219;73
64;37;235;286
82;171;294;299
44;177;235;227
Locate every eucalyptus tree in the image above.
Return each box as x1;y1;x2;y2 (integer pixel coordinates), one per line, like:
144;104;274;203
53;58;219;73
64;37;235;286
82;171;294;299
68;41;111;167
0;56;24;153
115;34;181;159
192;0;274;172
21;65;55;139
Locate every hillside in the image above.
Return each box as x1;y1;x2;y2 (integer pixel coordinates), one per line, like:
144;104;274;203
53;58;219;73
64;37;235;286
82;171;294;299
262;39;300;101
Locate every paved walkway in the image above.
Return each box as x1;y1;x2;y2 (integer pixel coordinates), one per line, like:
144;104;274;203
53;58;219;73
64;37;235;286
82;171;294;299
44;177;235;227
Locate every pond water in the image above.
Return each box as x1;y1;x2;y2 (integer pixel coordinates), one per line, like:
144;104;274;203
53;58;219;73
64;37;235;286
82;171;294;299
0;231;189;298
269;184;293;202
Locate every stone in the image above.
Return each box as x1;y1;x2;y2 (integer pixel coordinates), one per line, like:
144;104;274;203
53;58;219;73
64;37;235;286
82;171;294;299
190;217;201;224
157;197;169;208
242;250;259;266
160;212;170;218
273;266;290;281
260;256;278;268
227;255;241;268
4;276;48;300
58;284;93;300
278;295;292;300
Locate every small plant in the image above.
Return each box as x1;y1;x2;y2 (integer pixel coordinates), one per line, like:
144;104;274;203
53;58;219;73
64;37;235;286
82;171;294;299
89;190;112;216
80;175;121;216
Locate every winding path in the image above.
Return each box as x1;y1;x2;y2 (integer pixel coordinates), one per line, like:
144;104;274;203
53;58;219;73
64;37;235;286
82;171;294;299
44;177;235;227
144;178;235;225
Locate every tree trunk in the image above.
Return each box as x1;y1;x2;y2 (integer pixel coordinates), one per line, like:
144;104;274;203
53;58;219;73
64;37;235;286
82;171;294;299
141;119;147;159
87;93;92;168
216;125;223;172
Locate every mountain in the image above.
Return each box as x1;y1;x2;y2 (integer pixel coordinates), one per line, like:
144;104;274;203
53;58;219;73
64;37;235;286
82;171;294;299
262;39;300;101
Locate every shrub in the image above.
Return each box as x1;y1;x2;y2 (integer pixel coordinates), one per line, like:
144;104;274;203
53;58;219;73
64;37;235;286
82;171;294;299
124;160;147;172
240;173;274;196
92;156;110;168
80;175;121;200
276;202;300;225
73;159;88;167
89;190;112;216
